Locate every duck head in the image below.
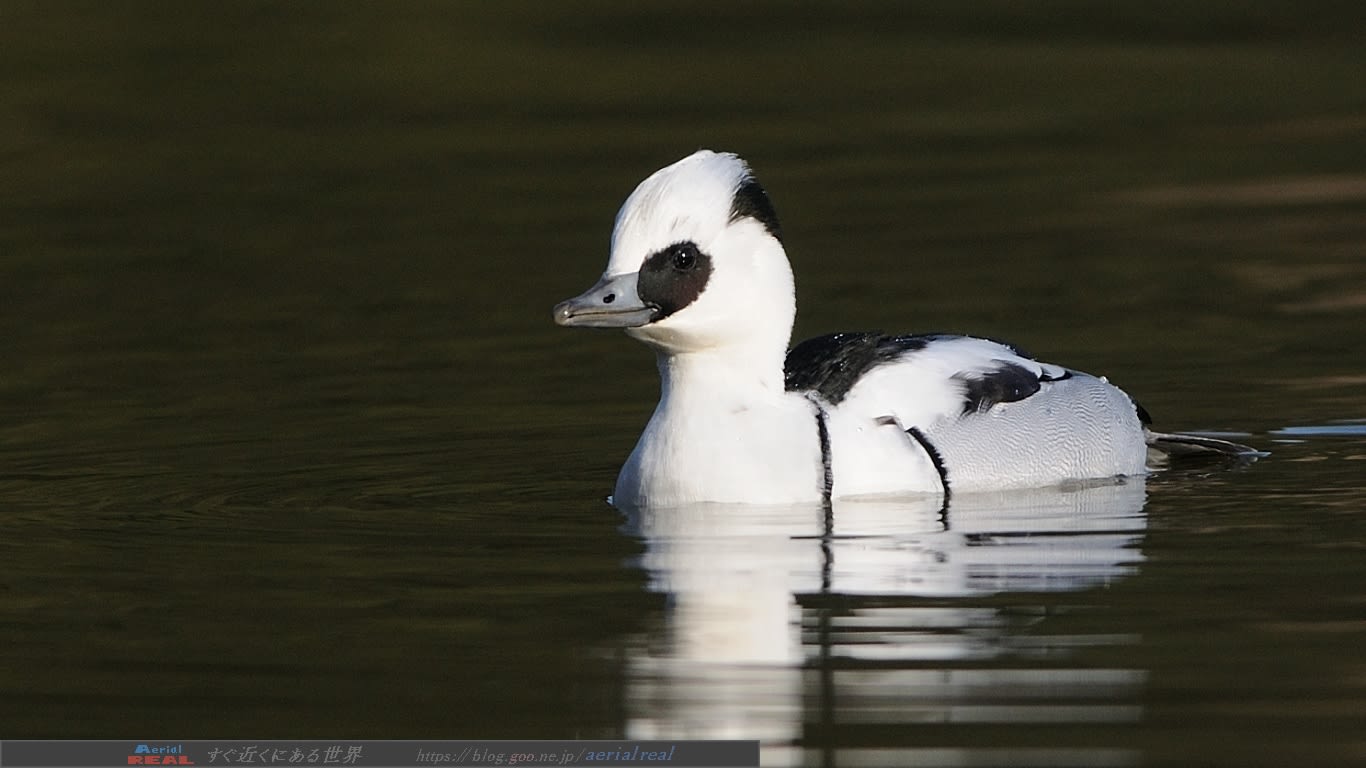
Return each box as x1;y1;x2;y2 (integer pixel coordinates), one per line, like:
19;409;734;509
554;150;796;360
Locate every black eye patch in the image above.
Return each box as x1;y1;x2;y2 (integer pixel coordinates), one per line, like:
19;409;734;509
637;241;713;320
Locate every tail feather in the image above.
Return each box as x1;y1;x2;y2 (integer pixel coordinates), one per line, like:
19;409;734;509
1145;429;1263;463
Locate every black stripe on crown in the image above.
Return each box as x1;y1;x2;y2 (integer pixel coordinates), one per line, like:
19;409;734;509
729;177;782;243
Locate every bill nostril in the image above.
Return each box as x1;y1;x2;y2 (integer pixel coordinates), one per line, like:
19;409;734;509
603;293;616;304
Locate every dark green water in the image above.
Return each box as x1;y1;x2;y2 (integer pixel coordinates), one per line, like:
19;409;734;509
2;3;1364;765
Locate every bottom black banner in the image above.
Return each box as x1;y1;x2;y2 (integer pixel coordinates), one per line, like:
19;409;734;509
0;741;758;768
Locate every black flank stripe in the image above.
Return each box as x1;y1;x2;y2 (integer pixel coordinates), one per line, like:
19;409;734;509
906;426;950;499
809;397;833;506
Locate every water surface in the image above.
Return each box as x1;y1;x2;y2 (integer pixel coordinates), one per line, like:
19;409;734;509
2;4;1364;766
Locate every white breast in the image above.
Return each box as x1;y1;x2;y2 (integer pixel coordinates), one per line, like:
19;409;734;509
613;365;826;507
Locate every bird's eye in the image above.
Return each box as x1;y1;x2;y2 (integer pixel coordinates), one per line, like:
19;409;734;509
672;244;697;271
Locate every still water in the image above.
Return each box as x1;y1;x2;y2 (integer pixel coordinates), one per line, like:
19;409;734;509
2;3;1364;766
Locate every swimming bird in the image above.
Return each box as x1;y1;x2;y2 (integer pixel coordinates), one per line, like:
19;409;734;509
553;150;1253;507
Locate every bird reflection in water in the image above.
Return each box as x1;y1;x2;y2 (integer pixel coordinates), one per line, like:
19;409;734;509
618;479;1149;767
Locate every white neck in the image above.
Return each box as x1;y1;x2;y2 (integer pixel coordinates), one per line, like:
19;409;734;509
656;341;787;400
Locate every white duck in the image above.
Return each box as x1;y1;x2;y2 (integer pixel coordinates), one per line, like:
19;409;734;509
554;150;1251;507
